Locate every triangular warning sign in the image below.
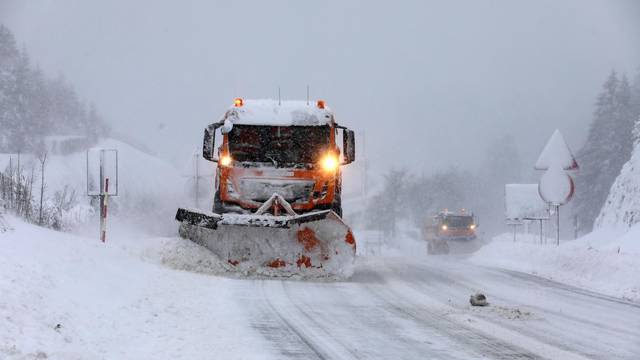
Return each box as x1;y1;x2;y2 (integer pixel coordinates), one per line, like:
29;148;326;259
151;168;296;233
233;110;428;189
535;129;579;170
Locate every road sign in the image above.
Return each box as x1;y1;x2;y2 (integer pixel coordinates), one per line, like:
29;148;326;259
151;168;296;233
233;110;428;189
538;168;575;205
535;129;578;246
505;184;549;221
535;129;578;171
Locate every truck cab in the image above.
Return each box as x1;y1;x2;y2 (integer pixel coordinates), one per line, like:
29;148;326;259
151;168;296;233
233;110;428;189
202;98;355;217
424;210;478;254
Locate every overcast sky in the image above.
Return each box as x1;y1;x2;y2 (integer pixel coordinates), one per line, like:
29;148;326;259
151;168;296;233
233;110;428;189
1;0;639;182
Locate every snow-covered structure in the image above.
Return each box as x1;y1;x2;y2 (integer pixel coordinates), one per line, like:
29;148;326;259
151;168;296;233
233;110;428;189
504;184;548;221
596;121;640;228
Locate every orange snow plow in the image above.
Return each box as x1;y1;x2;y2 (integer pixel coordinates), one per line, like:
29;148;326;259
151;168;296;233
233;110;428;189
423;210;479;255
175;99;357;278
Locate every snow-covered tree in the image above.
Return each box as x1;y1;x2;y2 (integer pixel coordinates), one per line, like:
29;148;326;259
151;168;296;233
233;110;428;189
366;168;409;238
572;71;636;233
404;168;474;228
0;24;109;153
0;24;20;151
596;114;640;228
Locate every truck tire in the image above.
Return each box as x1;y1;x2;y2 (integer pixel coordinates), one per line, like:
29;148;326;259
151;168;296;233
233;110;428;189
213;190;225;213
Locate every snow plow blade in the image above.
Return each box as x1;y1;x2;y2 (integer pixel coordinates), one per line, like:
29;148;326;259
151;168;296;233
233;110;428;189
175;208;356;279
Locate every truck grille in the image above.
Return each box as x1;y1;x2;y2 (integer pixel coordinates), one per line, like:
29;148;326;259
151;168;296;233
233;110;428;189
238;178;315;203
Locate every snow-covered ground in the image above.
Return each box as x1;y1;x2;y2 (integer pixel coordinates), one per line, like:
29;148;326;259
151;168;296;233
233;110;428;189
0;214;273;360
471;227;640;302
2;214;639;359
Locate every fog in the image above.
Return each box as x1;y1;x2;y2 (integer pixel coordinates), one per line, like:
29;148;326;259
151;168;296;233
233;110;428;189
2;0;639;180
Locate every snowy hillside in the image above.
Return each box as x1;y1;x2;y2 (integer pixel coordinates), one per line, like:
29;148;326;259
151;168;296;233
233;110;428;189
0;138;186;234
596;131;640;228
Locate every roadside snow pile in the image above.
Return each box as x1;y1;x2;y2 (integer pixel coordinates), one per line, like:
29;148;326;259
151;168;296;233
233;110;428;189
0;215;272;360
471;227;640;302
596;130;640;227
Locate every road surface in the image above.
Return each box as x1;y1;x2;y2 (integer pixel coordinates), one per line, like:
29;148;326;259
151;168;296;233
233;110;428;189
233;256;640;360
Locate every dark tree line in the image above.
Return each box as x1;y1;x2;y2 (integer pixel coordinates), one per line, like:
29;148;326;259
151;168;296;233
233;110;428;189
572;70;640;234
0;24;109;153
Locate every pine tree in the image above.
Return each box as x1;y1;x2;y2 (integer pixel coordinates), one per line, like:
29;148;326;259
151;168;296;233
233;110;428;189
0;24;110;154
0;25;20;152
631;67;640;120
572;71;636;233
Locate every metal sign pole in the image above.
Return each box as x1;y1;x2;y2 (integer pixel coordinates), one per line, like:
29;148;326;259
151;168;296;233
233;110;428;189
556;205;560;246
99;150;105;242
101;178;109;242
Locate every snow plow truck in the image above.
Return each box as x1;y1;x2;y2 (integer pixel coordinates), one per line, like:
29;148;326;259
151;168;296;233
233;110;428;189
423;210;478;254
175;98;357;278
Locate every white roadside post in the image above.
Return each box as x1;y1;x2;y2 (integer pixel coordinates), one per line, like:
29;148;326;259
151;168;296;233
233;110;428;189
534;130;578;246
87;149;118;243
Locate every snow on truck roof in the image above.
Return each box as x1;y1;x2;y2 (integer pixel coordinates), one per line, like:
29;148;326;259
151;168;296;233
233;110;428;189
223;99;334;127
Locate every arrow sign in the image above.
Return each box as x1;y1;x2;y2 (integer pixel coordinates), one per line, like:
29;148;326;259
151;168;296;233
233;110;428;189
535;129;578;171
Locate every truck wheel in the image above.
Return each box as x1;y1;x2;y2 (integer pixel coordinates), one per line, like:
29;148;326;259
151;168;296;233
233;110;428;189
213;190;225;213
439;241;450;255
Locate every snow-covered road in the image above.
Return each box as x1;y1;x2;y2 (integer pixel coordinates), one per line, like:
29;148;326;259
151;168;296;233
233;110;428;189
234;257;640;359
2;219;639;359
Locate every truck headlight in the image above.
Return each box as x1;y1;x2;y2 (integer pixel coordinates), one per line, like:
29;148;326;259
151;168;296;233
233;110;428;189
220;154;232;167
321;154;338;171
469;224;476;230
441;225;448;231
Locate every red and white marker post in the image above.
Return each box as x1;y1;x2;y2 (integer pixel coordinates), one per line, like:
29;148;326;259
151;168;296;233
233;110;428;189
100;178;109;242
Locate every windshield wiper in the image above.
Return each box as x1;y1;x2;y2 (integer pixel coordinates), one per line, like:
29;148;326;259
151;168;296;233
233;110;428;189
265;155;279;168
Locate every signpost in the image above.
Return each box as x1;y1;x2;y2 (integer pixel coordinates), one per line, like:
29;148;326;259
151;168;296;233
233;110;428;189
87;149;118;242
535;130;578;245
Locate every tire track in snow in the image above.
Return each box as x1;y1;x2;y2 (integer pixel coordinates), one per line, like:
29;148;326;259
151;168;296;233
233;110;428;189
361;280;541;360
261;280;361;360
238;280;327;360
405;260;640;356
384;260;637;359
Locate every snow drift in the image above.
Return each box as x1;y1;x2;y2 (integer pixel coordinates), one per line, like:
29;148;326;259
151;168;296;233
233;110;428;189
472;228;640;302
0;215;272;360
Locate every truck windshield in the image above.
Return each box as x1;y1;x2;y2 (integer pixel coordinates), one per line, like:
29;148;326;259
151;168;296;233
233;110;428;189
444;216;474;228
228;125;331;166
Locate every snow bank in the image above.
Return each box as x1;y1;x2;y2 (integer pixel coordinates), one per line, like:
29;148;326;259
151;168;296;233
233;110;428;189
0;215;273;359
596;136;640;228
471;227;640;302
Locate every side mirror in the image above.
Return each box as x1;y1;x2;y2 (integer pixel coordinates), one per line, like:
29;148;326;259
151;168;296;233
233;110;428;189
203;124;218;162
343;129;355;164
